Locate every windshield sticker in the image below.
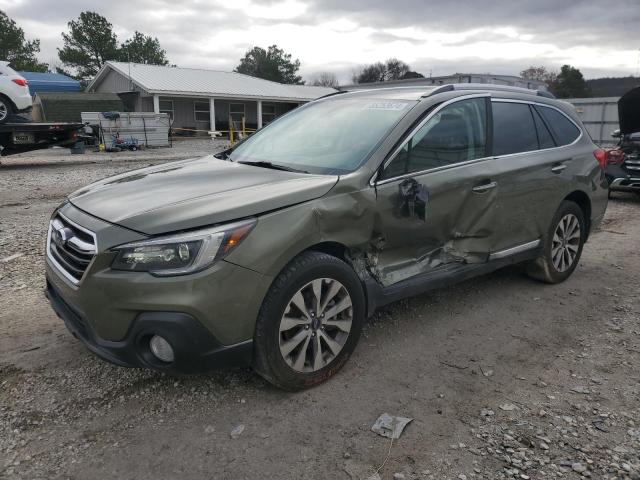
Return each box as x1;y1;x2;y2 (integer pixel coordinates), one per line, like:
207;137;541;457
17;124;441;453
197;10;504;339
365;102;408;111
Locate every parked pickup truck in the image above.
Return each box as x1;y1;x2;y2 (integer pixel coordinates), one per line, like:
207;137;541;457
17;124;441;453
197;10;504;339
605;86;640;195
0;121;83;156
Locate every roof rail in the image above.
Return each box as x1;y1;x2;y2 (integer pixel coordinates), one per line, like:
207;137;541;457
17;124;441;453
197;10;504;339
424;83;555;99
315;90;348;100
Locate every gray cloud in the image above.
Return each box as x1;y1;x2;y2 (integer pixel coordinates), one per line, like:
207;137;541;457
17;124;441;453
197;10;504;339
306;0;640;49
1;0;638;80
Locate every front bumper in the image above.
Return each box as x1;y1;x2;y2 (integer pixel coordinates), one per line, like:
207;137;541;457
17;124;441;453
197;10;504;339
45;279;253;372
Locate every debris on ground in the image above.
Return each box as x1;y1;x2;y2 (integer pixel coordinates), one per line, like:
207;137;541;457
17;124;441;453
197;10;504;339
230;424;245;439
371;413;413;439
1;253;24;263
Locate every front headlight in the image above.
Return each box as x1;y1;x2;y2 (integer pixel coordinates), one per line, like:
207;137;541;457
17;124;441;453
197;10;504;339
111;218;256;276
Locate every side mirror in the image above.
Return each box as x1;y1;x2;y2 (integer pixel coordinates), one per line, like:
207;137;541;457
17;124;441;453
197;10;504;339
611;129;621;138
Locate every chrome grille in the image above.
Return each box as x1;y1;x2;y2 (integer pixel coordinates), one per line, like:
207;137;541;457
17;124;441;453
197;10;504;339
623;153;640;172
47;213;97;284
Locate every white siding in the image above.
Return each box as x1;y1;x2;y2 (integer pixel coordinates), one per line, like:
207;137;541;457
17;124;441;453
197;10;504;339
93;69;133;93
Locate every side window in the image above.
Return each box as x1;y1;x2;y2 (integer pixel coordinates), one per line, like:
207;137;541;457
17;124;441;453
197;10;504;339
532;107;556;149
381;98;487;179
536;105;580;146
492;102;538;156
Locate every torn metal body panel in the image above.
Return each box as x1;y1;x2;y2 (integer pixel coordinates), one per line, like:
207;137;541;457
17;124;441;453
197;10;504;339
371;159;499;286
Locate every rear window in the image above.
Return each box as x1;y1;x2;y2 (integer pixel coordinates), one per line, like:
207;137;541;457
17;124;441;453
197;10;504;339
536;105;580;146
492;102;538;156
532;107;556;149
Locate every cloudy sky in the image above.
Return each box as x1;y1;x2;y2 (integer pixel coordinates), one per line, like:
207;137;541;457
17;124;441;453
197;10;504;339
2;0;639;82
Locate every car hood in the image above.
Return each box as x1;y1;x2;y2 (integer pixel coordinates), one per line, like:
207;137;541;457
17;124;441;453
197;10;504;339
69;156;339;235
618;86;640;135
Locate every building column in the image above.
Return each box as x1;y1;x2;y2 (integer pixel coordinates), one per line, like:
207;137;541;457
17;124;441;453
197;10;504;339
153;95;160;114
257;100;263;129
209;98;216;131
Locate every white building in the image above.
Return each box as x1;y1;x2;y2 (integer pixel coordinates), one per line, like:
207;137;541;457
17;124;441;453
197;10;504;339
87;61;336;134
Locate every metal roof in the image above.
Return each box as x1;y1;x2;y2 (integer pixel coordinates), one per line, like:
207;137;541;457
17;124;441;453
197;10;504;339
88;61;336;101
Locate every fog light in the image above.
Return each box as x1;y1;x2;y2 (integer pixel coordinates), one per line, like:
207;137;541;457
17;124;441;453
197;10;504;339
149;335;175;362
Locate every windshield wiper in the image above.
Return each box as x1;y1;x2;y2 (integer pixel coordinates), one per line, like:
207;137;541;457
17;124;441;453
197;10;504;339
213;148;232;160
237;160;309;174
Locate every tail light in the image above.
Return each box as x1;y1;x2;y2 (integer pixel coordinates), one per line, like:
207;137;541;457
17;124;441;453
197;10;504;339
593;149;607;169
12;78;28;87
606;148;625;165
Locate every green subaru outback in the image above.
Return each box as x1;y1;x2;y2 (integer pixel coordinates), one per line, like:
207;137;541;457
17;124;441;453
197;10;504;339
45;84;608;390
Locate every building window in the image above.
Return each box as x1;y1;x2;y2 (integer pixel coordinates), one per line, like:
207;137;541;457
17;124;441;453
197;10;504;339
194;101;210;122
262;103;276;125
229;103;245;123
159;100;174;119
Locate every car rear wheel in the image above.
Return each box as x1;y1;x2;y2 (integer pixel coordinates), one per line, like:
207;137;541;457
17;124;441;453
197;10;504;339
253;251;365;391
0;97;13;124
526;200;586;284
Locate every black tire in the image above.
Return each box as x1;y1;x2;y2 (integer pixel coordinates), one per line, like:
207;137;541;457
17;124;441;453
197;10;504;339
526;200;586;284
0;96;13;124
253;251;365;391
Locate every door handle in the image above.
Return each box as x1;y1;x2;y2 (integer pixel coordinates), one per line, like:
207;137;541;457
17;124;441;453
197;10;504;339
551;164;567;173
472;181;497;193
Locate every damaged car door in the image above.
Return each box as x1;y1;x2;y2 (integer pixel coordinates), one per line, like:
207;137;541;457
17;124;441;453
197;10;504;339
371;95;500;286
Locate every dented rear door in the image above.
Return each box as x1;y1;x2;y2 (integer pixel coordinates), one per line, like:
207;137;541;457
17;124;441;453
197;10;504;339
370;96;500;287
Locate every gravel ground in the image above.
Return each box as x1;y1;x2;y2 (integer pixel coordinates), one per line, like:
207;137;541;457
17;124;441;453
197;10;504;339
0;155;639;480
0;137;227;167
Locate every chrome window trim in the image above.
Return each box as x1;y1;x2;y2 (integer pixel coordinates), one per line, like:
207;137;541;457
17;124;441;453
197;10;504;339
489;239;541;260
370;93;490;186
371;95;585;186
490;98;584;157
46;211;98;286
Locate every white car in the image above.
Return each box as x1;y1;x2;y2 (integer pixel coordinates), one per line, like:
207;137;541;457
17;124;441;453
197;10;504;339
0;61;32;124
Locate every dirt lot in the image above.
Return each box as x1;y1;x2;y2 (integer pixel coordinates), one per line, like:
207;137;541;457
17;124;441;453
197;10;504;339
0;154;639;480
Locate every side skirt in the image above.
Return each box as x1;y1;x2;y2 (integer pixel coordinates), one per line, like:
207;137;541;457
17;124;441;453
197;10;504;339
364;245;542;315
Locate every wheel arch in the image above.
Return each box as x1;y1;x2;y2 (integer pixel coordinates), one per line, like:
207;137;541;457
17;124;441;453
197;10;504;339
303;241;379;317
0;93;17;111
305;241;348;261
563;190;592;237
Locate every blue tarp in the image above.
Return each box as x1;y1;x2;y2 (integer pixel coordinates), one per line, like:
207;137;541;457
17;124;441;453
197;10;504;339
18;71;81;95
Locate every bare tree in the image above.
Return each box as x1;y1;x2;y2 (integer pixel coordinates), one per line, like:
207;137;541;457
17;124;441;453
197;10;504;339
520;65;558;84
311;72;339;88
353;58;422;84
354;62;387;83
385;58;410;80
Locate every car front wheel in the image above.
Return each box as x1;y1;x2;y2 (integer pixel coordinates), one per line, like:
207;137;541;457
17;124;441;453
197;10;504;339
253;251;365;391
526;200;586;284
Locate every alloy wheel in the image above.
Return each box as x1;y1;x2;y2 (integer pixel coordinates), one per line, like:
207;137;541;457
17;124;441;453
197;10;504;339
551;213;581;272
278;278;353;373
0;101;7;122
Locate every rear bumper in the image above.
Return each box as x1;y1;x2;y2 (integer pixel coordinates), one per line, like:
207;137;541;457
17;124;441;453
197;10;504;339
609;176;640;191
45;279;253;373
606;164;640;191
12;92;32;112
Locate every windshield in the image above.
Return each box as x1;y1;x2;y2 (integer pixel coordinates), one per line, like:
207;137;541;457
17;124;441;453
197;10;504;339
230;96;416;174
